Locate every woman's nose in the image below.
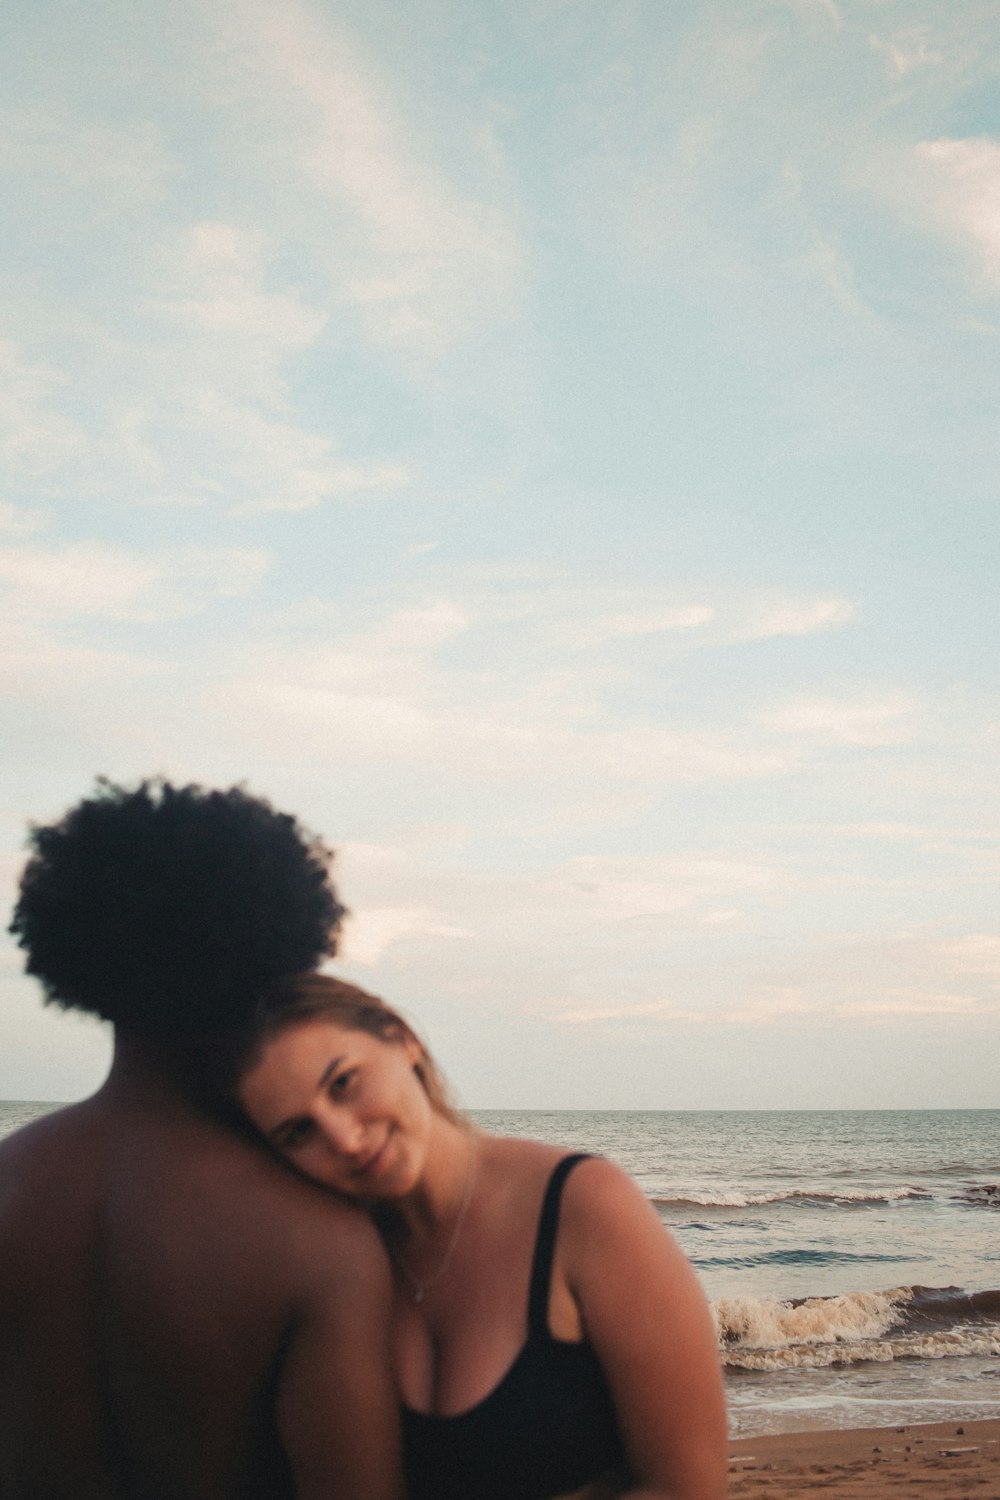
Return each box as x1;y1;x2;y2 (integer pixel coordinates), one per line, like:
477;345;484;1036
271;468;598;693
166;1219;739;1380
318;1107;364;1156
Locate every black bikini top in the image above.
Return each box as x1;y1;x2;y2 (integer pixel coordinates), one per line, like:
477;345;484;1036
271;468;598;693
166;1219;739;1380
401;1153;626;1500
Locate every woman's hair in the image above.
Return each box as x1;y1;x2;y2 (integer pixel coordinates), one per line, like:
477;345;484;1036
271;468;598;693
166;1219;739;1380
9;778;345;1036
236;971;461;1123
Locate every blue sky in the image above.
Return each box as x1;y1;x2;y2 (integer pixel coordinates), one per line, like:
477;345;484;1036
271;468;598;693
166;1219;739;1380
2;0;999;1107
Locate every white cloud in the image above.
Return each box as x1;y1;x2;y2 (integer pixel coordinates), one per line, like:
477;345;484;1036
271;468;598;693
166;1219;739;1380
761;691;917;746
564;604;715;647
745;596;856;640
552;982;992;1030
213;658;794;785
914;137;1000;287
147;222;328;369
553;1000;688;1026
938;934;1000;981
208;0;522;356
0;339;80;475
0;625;160;696
153;389;410;515
338;905;469;965
553;854;779;924
0;541;269;621
836;989;983;1018
796;239;868;316
868;30;944;78
0;502;46;538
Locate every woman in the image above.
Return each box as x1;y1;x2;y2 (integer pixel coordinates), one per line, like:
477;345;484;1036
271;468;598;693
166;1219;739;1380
234;972;727;1500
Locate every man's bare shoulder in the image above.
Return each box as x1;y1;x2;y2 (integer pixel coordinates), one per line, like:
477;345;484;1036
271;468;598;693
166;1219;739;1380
165;1114;379;1258
0;1096;383;1296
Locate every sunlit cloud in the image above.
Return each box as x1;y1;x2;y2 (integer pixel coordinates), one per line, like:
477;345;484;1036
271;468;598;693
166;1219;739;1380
914;136;1000;287
0;339;79;475
206;0;522;357
0;502;46;538
0;541;269;621
337;905;470;966
760;691;917;746
867;29;944;79
745;597;856;640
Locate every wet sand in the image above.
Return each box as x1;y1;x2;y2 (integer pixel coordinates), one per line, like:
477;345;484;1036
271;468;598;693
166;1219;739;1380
728;1418;1000;1496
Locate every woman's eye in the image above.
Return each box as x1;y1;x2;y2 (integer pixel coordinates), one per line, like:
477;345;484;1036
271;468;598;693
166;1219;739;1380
328;1068;356;1098
278;1118;315;1150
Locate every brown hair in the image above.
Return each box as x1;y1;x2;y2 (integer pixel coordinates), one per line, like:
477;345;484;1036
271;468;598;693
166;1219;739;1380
236;971;461;1122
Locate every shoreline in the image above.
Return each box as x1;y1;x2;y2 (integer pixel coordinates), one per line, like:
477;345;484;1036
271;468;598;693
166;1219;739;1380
727;1417;1000;1495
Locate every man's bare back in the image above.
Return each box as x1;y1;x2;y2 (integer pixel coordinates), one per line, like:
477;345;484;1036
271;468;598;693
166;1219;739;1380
4;777;404;1499
0;1056;402;1500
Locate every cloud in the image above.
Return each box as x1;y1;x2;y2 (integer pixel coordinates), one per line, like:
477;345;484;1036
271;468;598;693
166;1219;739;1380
760;691;917;746
213;658;794;784
868;30;944;79
745;596;856;640
206;0;522;356
146;222;329;380
0;541;269;622
939;934;1000;981
551;989;816;1029
0;339;80;475
836;989;983;1018
0;627;160;697
337;905;469;965
795;238;868;317
913;137;1000;288
553;854;780;924
167;391;411;515
552;982;991;1029
0;502;46;538
562;604;715;647
134;221;413;513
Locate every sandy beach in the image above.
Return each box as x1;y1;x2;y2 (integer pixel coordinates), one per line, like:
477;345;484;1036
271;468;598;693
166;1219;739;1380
728;1419;1000;1496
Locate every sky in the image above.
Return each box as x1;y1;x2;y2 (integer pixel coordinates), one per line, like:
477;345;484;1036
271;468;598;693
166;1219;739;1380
2;0;999;1109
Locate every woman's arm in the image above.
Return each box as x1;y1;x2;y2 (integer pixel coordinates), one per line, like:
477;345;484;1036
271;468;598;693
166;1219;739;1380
560;1158;728;1500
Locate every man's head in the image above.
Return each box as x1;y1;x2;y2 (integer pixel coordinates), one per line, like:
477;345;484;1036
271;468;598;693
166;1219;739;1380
9;778;345;1037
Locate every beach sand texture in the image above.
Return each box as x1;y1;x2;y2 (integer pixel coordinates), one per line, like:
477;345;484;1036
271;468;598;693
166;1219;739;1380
727;1419;1000;1496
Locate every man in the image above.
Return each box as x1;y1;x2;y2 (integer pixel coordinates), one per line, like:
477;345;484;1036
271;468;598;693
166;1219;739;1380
1;779;403;1500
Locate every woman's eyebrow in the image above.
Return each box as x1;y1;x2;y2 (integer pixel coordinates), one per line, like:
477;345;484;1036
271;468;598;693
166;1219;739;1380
317;1056;346;1091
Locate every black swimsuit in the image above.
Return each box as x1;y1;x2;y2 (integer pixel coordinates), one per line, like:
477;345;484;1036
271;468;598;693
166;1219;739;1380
401;1153;626;1500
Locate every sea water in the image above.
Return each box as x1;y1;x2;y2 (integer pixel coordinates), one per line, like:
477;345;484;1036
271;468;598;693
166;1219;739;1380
3;1101;997;1437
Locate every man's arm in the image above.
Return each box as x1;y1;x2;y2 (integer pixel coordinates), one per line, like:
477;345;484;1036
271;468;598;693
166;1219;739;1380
276;1208;404;1500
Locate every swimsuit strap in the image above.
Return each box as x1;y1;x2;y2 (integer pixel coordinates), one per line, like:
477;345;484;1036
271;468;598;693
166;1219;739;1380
527;1153;593;1336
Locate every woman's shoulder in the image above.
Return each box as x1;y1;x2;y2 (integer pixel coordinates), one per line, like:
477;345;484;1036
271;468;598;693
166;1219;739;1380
475;1132;565;1196
476;1131;590;1178
476;1133;640;1213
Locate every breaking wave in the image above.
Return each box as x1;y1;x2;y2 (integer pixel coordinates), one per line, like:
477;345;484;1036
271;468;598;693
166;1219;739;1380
651;1186;931;1210
714;1284;1000;1372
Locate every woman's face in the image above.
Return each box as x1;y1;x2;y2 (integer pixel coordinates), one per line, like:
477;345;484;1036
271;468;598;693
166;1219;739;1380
238;1017;433;1198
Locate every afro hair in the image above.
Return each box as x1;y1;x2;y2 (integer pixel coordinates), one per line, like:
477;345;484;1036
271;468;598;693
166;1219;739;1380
9;778;345;1036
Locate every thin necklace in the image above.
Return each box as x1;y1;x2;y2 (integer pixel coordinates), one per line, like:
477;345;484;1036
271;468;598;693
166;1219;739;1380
391;1133;477;1305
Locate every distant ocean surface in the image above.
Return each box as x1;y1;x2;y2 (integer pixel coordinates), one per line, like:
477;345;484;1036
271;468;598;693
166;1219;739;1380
4;1101;998;1437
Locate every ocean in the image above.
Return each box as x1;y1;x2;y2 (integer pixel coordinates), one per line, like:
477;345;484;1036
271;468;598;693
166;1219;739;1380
3;1101;997;1437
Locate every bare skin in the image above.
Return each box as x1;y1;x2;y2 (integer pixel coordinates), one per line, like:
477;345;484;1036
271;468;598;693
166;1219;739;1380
0;1040;403;1500
241;1020;728;1500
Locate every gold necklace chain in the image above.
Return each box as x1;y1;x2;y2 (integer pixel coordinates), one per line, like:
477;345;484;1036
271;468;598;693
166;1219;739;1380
391;1133;477;1305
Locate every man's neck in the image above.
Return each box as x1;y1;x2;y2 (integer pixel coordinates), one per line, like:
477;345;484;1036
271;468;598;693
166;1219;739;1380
100;1034;212;1112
